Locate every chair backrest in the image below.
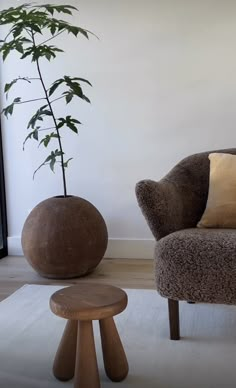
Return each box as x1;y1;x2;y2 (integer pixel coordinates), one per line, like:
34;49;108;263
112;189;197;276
136;148;236;241
164;148;236;229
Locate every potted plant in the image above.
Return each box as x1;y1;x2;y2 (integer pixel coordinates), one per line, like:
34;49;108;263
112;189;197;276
0;3;108;278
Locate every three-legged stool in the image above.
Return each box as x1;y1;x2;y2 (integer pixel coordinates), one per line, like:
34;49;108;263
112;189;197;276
50;283;129;388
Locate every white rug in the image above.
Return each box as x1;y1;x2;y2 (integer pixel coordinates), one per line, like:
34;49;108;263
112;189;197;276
0;285;236;388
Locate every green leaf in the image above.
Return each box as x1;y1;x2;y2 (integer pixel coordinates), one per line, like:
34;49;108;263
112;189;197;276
33;154;52;179
30;45;63;62
67;121;78;133
57;116;81;132
60;5;78;11
44;6;54;16
45;154;53;163
16;42;24;54
49;76;92;101
52;47;64;53
39;132;58;148
65;92;73;104
63;158;73;168
2;103;14;117
50;156;56;172
2;47;10;61
21;48;33;60
40;104;49;110
31;24;42;34
61;76;92;103
23;127;40;150
60;8;72;15
81;94;91;103
44;110;52;116
57;117;66;128
33;129;39;141
48;78;64;96
0;36;33;61
54;19;71;32
1;97;21;118
78;28;89;39
33;147;64;178
4;79;17;94
71;118;81;124
54;149;64;157
12;25;23;38
68;26;80;37
50;24;56;35
27;106;51;129
73;77;92;87
43;5;78;16
57;121;64;129
45;52;51;61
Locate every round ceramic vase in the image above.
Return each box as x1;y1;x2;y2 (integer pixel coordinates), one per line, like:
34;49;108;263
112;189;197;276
21;196;108;279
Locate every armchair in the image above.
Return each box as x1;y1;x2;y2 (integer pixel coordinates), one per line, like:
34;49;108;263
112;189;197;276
136;148;236;340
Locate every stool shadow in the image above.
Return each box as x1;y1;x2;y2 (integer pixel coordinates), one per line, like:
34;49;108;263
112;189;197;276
101;373;167;388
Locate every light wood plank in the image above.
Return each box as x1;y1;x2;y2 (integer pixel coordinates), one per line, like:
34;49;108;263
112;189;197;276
0;256;155;301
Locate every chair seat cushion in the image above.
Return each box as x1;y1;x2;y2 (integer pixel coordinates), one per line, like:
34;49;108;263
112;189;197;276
155;228;236;304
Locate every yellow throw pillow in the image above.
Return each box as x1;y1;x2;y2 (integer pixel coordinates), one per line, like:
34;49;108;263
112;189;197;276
197;152;236;228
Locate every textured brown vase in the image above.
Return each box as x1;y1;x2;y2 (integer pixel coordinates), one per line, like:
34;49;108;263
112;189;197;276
21;196;108;279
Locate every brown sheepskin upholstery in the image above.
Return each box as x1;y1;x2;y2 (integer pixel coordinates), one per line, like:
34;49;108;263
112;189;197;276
136;148;236;304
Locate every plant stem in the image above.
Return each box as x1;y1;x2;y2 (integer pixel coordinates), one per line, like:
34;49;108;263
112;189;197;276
17;97;46;105
31;32;67;197
37;29;65;47
38;126;56;132
17;77;40;81
50;96;65;104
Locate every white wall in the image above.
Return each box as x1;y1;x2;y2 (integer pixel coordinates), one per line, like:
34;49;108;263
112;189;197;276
1;0;236;258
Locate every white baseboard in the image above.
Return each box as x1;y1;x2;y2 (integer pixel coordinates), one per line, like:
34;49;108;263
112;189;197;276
105;238;155;259
8;237;23;256
7;236;155;259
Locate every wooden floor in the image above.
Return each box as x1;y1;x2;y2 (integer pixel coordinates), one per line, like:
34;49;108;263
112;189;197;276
0;256;155;302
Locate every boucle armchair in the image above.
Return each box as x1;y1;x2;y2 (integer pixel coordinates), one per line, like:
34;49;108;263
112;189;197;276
136;148;236;340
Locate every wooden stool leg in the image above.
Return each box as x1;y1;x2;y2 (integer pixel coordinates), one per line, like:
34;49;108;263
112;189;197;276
99;317;128;382
74;320;100;388
53;319;78;381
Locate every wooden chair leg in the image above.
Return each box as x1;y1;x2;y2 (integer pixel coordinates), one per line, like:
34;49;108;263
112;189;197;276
168;299;180;340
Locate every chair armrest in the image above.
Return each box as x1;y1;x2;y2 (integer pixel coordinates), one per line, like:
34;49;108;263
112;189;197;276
135;178;204;240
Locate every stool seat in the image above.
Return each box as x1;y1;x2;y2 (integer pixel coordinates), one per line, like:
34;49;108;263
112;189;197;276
50;283;127;320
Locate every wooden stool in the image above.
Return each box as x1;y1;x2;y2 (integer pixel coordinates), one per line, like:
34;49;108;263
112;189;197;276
50;283;129;388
